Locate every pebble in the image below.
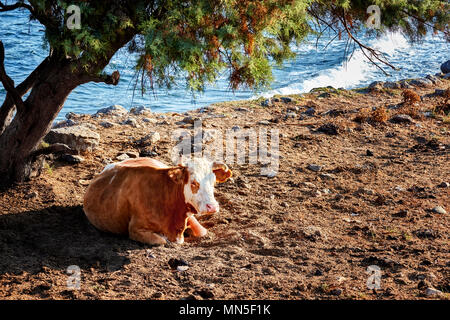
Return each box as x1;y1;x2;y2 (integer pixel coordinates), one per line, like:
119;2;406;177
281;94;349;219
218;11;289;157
366;149;374;156
437;182;449;188
257;120;271;125
280;97;293;103
122;118;140;128
319;173;336;180
307;164;322;172
177;265;189;272
116;153;130;161
425;287;442;297
24;191;39;200
390;114;415;124
142;117;157;124
232;125;241;131
303;107;316;116
59;154;84;164
99;121;115;128
261;99;273;107
431;206;446;214
281;202;289;208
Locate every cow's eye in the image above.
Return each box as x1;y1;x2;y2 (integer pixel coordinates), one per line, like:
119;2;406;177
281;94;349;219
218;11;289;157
190;180;200;193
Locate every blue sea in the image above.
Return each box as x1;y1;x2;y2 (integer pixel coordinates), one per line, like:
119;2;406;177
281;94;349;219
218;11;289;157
0;9;449;120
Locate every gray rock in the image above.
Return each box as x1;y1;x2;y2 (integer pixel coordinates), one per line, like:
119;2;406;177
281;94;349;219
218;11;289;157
95;105;128;117
280;97;293;103
319;173;336;180
116;153;130;161
129;106;152;115
52;119;77;129
390;114;415;124
368;81;384;90
135;131;161;145
302;226;326;241
257;120;271;125
45;125;100;153
440;60;450;74
232;125;241;131
122;118;140;128
234;107;250;112
25;191;39;200
431;206;446;214
307;164;322;172
99;121;115;128
261;98;273;107
399;80;413;89
410;78;433;88
437;182;449;188
142;117;157;124
425;74;441;84
285;112;297;119
425;287;442;297
303;107;316;116
443;73;450;80
59;154;84;164
125;151;140;158
383;81;401;89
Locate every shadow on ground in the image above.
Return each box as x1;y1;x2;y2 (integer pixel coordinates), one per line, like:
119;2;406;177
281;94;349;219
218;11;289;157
0;205;142;275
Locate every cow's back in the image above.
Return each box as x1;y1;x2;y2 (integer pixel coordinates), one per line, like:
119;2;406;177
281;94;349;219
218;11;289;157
83;165;135;234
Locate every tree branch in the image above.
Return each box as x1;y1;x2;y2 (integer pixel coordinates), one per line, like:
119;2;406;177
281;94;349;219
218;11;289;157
82;70;121;85
0;40;27;113
28;143;76;160
0;1;33;13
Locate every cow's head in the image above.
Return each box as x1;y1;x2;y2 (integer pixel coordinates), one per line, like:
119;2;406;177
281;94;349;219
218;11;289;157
170;157;232;215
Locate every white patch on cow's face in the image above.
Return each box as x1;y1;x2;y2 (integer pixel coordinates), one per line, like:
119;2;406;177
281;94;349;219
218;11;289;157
183;158;219;215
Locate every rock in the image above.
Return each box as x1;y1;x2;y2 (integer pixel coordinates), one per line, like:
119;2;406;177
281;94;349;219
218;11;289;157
52;119;77;129
125;151;139;158
316;123;340;135
410;78;433;88
59;154;84;164
24;191;39;200
440;60;450;74
139;148;158;157
168;258;189;270
390;114;415;124
177;265;189;272
368;81;384;91
257;120;271;125
366;149;374;156
180;116;200;124
280;97;293;103
443;73;450;80
302;226;326;241
234;107;250;112
285;112;297;119
414;229;439;239
307;164;322;172
99;121;115;128
319;173;336;180
330;288;342;296
425;74;441;84
45;125;100;153
232;125;241;131
425;287;442;297
261;98;273;107
122;118;140;128
303;107;316;116
142;117;157;124
129;106;151;115
194;288;214;299
437;182;449;188
281;202;289;208
116;153;130;161
95;105;127;117
136;132;161;146
431;206;446;214
383;81;401;89
399;80;413;89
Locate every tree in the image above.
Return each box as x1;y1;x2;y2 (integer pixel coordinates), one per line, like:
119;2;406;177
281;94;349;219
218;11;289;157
0;0;448;186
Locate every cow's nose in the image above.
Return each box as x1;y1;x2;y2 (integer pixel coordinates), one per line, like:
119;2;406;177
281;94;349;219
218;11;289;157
206;204;217;213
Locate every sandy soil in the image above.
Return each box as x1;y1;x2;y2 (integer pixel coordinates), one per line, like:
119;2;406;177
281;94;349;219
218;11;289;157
0;80;449;300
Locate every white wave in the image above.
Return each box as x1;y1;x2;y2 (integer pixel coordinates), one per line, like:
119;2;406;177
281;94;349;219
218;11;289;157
256;32;411;98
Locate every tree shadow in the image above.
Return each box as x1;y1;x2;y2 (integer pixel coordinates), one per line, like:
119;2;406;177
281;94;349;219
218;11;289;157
0;205;143;275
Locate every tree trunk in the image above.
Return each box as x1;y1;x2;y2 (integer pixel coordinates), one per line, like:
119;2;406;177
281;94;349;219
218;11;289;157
0;58;81;185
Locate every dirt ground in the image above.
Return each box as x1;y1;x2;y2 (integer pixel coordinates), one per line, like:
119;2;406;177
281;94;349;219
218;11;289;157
0;80;449;300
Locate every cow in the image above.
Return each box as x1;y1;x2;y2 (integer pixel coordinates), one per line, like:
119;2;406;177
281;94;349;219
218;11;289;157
83;157;232;245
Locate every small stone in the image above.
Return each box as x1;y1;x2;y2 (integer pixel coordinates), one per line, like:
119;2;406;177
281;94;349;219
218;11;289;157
122;118;140;128
261;98;273;107
24;191;39;200
195;288;214;299
177;265;189;272
59;154;84;164
232;125;241;131
142;117;157;124
330;288;342;296
280;97;293;103
307;164;322;172
368;81;384;91
366;150;374;156
316;123;340;135
440;60;450;74
257;120;271;125
129;106;152;115
281;202;289;208
319;173;336;180
125;151;139;158
285;112;297;119
168;258;189;270
99;121;115;128
425;287;442;297
303;107;316;116
383;81;401;89
302;226;326;241
116;153;130;161
95;105;127;117
390;114;415;124
437;182;449;188
234;107;249;112
410;78;433;88
431;206;446;214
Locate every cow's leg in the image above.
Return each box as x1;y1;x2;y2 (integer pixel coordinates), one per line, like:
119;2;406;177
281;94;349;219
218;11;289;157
128;218;166;245
187;215;208;237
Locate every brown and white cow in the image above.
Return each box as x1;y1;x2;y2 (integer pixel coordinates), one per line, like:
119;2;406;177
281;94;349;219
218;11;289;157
83;157;232;245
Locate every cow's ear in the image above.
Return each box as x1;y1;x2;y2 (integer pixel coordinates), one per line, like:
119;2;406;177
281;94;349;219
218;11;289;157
212;162;232;183
168;167;189;184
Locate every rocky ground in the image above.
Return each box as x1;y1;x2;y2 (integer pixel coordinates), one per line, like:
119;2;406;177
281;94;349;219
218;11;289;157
0;74;449;300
